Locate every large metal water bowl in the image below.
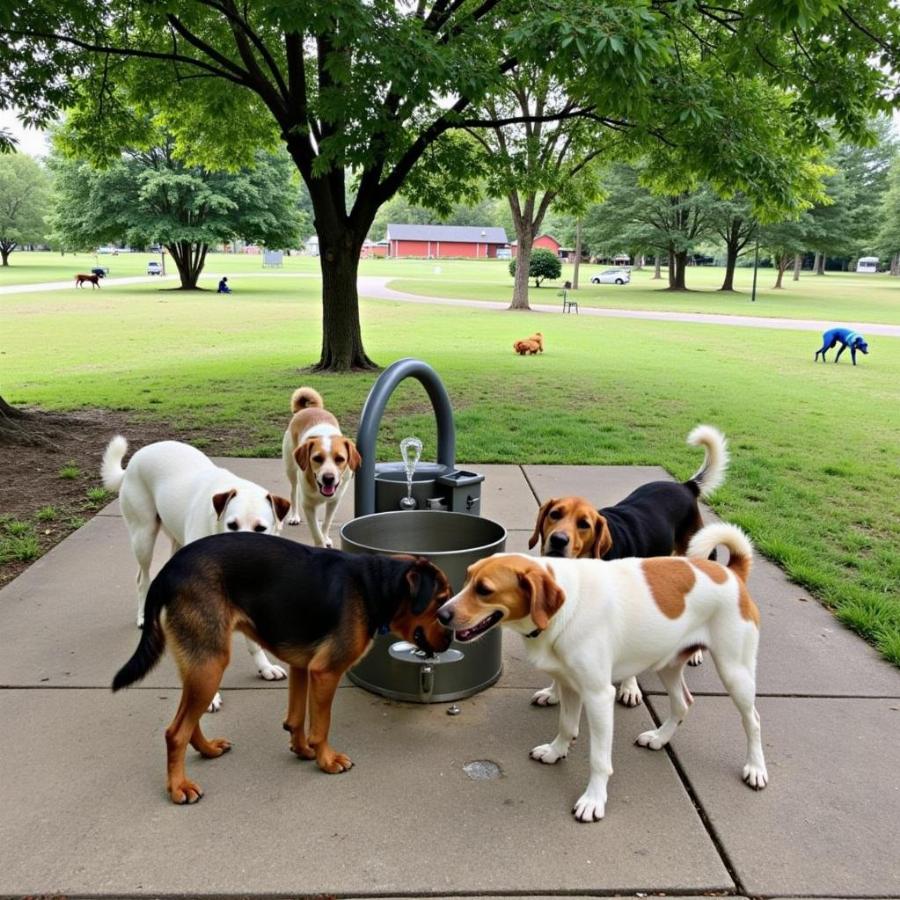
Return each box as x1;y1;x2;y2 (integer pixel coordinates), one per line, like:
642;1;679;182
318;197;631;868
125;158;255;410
341;510;506;702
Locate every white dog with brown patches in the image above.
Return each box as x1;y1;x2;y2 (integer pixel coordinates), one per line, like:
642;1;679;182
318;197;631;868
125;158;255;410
282;387;361;547
437;523;767;822
101;436;292;711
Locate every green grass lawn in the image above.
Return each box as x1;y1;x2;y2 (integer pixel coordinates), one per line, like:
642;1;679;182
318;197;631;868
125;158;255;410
388;263;900;325
3;275;899;665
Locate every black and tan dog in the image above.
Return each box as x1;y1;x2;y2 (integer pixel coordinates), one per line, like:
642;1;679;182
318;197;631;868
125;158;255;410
112;532;452;804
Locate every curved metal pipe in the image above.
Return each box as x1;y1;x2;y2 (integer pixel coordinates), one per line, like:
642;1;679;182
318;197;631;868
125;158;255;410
354;358;456;516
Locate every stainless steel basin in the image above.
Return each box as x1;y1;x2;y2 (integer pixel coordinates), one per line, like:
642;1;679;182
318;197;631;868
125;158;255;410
340;510;506;702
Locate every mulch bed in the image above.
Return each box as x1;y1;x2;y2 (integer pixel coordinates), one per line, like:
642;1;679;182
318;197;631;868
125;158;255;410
0;407;241;588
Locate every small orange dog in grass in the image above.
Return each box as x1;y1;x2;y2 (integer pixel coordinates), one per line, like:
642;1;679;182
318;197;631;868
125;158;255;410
514;338;541;355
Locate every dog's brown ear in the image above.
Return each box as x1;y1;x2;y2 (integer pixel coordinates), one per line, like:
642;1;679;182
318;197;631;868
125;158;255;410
591;514;613;559
268;493;291;523
343;438;362;472
518;566;565;631
529;499;556;550
294;440;314;471
212;488;237;519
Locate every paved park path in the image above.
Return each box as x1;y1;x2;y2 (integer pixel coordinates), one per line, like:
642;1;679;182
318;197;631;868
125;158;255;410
5;271;900;336
1;460;898;898
359;275;900;336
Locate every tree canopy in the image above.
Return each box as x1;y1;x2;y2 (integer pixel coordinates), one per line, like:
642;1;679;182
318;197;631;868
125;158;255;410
0;152;51;265
49;133;304;287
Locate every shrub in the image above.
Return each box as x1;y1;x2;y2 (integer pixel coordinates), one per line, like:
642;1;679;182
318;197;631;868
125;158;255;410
508;248;562;287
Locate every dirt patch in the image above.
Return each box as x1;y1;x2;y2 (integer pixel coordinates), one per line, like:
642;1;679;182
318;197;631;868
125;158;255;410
0;407;244;588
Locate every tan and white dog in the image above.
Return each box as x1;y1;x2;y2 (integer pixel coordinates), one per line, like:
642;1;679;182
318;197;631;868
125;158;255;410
437;523;767;822
101;436;292;711
282;387;361;547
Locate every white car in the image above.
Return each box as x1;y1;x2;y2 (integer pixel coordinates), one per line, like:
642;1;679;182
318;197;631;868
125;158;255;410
146;261;162;275
591;269;630;285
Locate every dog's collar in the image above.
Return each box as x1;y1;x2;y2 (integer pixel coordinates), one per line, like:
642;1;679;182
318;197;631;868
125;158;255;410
524;627;543;639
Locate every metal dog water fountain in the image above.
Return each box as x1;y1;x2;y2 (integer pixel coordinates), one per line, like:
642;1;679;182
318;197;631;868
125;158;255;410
340;358;505;702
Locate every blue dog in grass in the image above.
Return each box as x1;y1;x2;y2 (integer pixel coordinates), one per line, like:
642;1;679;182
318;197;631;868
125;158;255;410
814;328;869;366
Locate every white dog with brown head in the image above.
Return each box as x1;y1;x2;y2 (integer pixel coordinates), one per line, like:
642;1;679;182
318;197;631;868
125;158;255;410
282;387;361;547
101;436;292;711
437;523;767;822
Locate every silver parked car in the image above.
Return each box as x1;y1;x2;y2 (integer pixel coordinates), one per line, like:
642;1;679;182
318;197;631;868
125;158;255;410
590;269;630;285
146;261;162;275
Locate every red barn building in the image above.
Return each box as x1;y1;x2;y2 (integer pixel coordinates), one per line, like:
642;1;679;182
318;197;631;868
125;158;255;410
385;224;509;258
510;234;562;258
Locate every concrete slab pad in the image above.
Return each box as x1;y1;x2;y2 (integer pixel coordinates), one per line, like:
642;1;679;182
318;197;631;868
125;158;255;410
475;463;539;525
652;696;900;897
524;464;673;506
0;688;731;897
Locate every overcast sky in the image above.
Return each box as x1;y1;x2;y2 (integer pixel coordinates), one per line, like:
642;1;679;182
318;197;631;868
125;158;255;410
0;109;50;156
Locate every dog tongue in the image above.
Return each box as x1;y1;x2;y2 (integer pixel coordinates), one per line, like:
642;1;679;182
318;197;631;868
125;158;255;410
320;483;336;497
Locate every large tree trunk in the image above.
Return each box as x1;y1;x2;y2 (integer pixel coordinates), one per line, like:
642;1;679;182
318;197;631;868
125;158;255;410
814;251;825;275
720;244;739;291
0;241;14;266
166;241;208;289
891;252;899;276
668;250;689;290
510;228;534;310
773;254;790;288
571;220;582;290
667;249;675;287
313;229;376;371
793;253;802;281
653;255;661;279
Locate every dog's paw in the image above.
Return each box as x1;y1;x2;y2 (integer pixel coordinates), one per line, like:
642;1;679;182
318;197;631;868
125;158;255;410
287;513;301;526
687;649;704;667
318;749;353;774
206;692;223;714
530;686;559;707
199;738;232;759
258;662;287;681
168;778;204;805
529;742;567;764
136;614;145;629
572;788;606;823
323;536;333;549
635;728;667;751
617;678;643;707
742;762;769;790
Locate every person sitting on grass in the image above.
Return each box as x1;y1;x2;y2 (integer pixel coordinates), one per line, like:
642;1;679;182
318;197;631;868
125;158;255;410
217;277;232;294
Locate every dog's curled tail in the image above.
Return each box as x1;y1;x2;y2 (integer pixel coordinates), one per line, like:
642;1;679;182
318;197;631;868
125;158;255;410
687;425;729;497
687;522;752;583
112;577;167;692
291;386;324;413
101;435;129;494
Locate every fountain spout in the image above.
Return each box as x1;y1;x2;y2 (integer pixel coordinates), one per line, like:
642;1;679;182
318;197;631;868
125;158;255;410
355;359;456;517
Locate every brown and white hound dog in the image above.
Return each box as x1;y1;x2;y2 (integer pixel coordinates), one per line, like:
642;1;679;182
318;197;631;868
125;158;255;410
438;523;766;822
282;387;361;547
